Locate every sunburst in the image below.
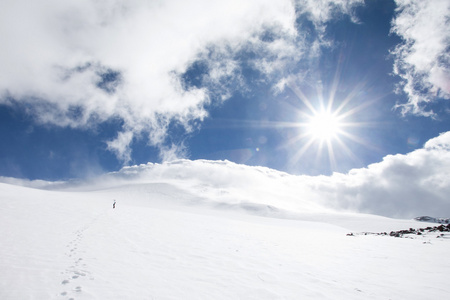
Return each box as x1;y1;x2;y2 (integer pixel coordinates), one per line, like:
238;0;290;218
282;79;377;172
306;109;343;142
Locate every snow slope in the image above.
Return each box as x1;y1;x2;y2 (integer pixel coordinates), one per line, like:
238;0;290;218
1;161;449;299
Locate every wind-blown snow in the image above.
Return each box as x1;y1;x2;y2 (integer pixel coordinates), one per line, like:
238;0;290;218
1;160;449;299
4;128;450;219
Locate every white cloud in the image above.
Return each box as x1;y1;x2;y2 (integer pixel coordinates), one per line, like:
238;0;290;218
3;132;450;218
158;144;188;162
107;131;450;218
391;0;450;116
296;0;363;29
0;0;364;163
106;131;134;164
424;131;450;151
313;131;450;218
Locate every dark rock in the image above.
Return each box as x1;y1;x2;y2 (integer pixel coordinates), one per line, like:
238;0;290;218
415;216;450;224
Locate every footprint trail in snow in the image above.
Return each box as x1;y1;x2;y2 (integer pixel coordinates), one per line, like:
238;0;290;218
58;220;96;299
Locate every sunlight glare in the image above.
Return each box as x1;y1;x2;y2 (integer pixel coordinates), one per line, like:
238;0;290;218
281;74;376;173
307;111;341;141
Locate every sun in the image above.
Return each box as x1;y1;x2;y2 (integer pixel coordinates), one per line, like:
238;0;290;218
278;71;376;173
306;110;342;141
280;87;371;172
283;104;356;172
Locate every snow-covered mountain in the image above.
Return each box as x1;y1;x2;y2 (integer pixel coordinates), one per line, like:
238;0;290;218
1;160;449;299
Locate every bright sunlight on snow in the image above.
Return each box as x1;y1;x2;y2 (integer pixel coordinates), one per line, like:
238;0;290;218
1;160;449;299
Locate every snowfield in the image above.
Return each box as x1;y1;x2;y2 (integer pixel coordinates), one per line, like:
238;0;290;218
1;160;449;299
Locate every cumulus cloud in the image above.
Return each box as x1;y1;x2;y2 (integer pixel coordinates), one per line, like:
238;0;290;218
312;131;450;218
391;0;450;116
101;131;450;218
2;132;450;218
0;0;363;163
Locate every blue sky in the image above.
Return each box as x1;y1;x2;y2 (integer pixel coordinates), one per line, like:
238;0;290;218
0;0;449;180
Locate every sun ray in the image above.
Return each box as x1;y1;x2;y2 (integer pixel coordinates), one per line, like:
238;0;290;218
334;80;368;116
333;135;359;162
338;130;382;153
326;139;337;170
279;74;382;173
288;81;317;115
327;52;345;113
288;137;316;166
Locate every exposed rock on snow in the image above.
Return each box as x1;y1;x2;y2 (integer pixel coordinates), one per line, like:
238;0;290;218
1;170;450;299
347;224;450;240
414;216;450;224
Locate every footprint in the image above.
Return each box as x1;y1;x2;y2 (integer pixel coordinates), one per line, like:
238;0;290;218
60;291;67;296
61;280;70;285
75;286;82;293
72;275;79;279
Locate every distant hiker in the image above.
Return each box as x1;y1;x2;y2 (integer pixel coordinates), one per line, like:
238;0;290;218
113;200;116;209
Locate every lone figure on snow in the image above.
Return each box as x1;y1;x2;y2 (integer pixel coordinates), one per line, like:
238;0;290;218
113;200;116;209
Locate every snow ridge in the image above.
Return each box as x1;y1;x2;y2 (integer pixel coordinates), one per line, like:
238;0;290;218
1;162;450;299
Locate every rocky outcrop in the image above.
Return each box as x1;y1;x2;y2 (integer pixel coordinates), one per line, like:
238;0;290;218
347;224;450;238
414;216;450;224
